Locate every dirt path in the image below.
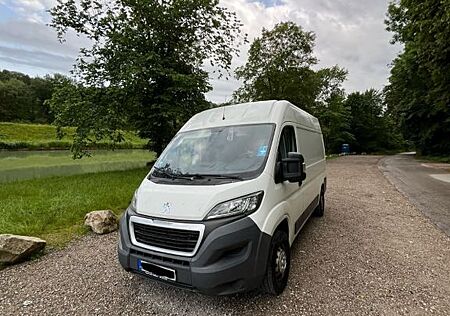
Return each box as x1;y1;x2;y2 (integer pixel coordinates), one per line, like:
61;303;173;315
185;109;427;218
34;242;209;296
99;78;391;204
1;156;449;315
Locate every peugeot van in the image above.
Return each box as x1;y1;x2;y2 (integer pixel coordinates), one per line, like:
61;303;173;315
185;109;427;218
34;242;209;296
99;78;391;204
118;100;326;295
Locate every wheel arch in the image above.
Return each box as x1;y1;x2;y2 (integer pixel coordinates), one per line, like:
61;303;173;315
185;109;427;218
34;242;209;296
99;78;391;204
267;214;293;245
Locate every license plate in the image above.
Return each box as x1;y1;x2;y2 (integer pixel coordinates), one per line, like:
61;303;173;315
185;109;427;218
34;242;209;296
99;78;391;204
137;259;176;281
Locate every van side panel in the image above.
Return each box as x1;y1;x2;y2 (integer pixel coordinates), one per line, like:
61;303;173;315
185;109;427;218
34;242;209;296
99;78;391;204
296;127;326;224
250;123;326;244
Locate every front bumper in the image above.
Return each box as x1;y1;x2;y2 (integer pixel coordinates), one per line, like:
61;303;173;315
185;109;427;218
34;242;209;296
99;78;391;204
118;211;271;295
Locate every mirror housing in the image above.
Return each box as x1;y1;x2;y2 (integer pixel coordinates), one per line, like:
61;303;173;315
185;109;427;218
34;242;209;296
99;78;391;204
281;152;306;184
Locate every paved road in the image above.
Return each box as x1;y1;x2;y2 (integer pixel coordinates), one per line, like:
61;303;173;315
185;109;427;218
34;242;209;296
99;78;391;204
1;156;449;315
380;153;450;236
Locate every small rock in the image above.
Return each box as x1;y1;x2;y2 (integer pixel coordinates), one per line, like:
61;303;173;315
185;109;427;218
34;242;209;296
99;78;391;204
0;234;46;264
84;210;118;234
22;300;33;307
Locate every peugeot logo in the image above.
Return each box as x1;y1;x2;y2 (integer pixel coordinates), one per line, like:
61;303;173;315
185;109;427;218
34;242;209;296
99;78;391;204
161;202;171;214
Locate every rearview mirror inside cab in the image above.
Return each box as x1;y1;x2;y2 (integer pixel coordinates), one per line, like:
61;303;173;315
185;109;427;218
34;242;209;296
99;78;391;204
281;152;306;184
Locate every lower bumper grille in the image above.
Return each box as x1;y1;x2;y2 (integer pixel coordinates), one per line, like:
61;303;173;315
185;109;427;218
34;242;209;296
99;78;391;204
130;249;190;266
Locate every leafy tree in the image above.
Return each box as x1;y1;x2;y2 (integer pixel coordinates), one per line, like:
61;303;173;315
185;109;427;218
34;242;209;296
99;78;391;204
30;76;56;122
48;77;130;156
234;22;319;111
233;22;351;153
344;90;402;153
0;69;32;85
49;0;244;156
0;78;34;121
0;70;57;123
385;0;450;155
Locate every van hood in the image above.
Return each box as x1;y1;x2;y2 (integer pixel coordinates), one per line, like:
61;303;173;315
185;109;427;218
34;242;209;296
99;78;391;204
135;177;265;221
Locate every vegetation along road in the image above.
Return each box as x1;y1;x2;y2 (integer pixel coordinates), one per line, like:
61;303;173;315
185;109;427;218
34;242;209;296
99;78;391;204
1;156;448;315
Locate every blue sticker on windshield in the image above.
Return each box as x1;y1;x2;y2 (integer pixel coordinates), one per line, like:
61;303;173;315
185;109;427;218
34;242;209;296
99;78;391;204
257;145;268;157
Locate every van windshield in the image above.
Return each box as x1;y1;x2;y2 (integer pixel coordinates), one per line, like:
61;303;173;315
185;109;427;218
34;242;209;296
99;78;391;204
151;124;274;182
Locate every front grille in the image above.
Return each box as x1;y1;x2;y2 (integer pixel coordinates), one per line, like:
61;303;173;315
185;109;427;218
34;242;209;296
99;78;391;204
133;222;200;253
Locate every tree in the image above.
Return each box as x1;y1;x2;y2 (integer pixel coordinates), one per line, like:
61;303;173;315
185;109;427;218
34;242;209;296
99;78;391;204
30;76;56;123
344;90;403;153
49;0;244;156
385;0;450;155
48;77;131;156
233;22;319;111
233;22;351;153
0;78;34;122
0;69;58;123
308;66;353;153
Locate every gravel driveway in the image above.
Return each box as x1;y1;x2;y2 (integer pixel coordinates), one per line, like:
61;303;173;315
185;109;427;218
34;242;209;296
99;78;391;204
1;156;449;315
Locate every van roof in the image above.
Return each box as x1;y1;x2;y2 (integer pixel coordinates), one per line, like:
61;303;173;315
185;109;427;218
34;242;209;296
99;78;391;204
180;100;321;133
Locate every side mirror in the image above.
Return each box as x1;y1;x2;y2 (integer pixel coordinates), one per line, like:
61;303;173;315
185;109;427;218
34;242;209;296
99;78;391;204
281;152;306;184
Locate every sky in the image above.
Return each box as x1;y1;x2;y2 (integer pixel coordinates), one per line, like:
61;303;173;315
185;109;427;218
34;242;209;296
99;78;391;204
0;0;402;104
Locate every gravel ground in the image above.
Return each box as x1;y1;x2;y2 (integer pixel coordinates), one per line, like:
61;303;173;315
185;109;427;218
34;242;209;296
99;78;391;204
1;156;449;315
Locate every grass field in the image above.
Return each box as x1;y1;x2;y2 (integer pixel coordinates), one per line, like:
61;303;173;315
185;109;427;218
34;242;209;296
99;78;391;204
416;154;450;163
0;149;155;183
0;122;147;150
0;168;149;247
0;123;155;250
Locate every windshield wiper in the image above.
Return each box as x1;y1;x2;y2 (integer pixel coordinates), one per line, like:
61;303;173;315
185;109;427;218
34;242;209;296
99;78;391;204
182;173;244;181
152;167;194;180
152;168;244;181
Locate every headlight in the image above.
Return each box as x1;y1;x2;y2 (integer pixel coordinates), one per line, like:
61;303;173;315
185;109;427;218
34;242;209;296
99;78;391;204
204;191;264;220
128;190;138;212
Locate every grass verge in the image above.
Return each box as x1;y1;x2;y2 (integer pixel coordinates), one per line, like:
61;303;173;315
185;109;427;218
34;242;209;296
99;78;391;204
415;154;450;163
0;168;148;248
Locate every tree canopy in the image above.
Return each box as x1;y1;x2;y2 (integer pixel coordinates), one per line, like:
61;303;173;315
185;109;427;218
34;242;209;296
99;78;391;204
344;90;403;153
234;22;319;111
234;22;404;155
233;22;353;153
0;70;58;123
49;0;245;156
385;0;450;155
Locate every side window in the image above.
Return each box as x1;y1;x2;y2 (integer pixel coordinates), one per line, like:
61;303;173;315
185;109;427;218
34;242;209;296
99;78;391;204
297;127;325;165
277;125;297;161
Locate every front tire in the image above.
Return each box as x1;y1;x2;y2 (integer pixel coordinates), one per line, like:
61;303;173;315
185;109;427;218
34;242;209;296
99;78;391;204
261;230;290;295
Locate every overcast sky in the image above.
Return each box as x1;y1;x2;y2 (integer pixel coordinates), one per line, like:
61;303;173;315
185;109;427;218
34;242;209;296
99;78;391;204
0;0;402;103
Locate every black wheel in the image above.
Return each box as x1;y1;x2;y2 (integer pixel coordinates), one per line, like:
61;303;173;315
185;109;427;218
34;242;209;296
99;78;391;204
261;230;290;295
313;189;325;217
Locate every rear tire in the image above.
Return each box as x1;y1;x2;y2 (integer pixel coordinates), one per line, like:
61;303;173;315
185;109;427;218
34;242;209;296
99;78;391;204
261;230;290;295
313;189;325;217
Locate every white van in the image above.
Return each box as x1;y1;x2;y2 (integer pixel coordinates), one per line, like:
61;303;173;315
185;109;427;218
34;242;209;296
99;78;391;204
118;100;326;295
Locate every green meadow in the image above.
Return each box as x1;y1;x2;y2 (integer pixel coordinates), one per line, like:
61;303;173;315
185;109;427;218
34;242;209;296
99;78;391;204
0;149;154;183
0;122;147;150
0;123;154;247
0;168;149;247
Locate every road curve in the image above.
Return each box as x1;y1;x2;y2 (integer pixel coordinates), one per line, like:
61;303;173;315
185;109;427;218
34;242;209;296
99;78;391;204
379;153;450;236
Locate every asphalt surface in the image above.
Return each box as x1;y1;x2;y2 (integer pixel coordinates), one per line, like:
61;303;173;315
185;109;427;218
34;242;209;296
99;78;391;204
380;153;450;236
1;156;449;315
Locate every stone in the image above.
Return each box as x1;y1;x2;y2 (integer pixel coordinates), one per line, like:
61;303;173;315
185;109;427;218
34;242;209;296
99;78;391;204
22;300;33;307
84;210;118;234
0;234;46;264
